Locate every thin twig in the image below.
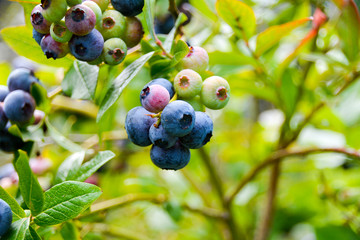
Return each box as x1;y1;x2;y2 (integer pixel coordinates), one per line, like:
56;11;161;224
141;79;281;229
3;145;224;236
168;0;179;19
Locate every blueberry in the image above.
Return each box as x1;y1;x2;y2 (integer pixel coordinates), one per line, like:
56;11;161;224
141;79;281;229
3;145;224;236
65;4;96;36
140;84;170;113
154;14;175;34
161;100;195;137
123;17;144;48
180;111;213;149
111;0;144;16
102;38;127;65
50;20;73;43
144;78;175;99
0;123;24;153
84;0;109;12
149;123;177;148
0;105;8;130
4;90;36;126
40;0;67;23
7;68;39;93
0;199;12;236
174;69;202;99
82;1;102;25
150;141;190;170
33;110;45;125
41;34;70;60
69;29;104;61
98;10;126;41
125;106;156;146
32;29;45;46
179;96;205;112
200;76;230;110
67;0;82;7
0;86;9;102
178;46;209;73
31;4;51;34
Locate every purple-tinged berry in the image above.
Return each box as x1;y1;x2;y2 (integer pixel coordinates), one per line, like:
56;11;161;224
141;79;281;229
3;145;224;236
123;17;144;48
180;111;213;149
33;29;45;46
111;0;144;17
174;69;202;99
149;123;177;148
50;21;73;43
65;4;96;36
41;0;67;23
201;76;230;110
0;199;12;236
144;78;175;99
69;29;104;61
4;90;36;126
0;86;9;102
33;110;45;125
98;10;126;40
102;38;127;65
125;106;156;146
178;46;209;73
7;68;39;93
161;100;195;137
31;4;51;34
140;84;170;113
41;34;69;60
150;141;190;170
82;1;102;25
85;0;109;12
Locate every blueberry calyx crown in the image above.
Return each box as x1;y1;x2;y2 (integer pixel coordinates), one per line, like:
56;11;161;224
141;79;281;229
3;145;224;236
53;24;67;37
179;76;190;88
45;51;57;59
140;86;150;99
71;8;86;22
179;114;192;129
186;46;194;57
75;44;87;56
103;17;115;29
31;12;44;25
41;0;50;10
216;86;228;101
108;48;124;61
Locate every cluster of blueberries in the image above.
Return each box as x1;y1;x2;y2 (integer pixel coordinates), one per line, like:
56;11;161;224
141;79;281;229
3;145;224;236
0;68;43;153
125;46;230;170
0;199;12;237
31;0;144;65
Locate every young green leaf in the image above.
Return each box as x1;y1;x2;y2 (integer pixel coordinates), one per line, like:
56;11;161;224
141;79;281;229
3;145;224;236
0;186;26;221
34;181;102;226
70;151;115;182
31;82;51;113
62;61;99;100
60;221;80;240
216;0;256;41
2;218;30;240
164;13;188;52
144;0;156;42
97;51;155;122
255;17;312;57
25;226;42;240
190;0;218;22
14;150;44;216
54;151;86;185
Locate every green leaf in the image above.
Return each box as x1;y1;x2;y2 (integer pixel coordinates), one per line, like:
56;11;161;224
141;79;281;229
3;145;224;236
216;0;256;41
70;151;115;182
54;151;86;185
144;0;156;42
1;26;74;68
97;51;155;122
0;186;26;221
25;226;41;240
209;51;257;66
315;225;360;240
14;150;44;216
164;13;188;52
34;181;102;226
280;68;298;117
62;61;99;100
2;218;30;240
190;0;218;22
8;124;44;142
45;118;84;152
255;17;312;57
60;222;80;240
31;83;51;113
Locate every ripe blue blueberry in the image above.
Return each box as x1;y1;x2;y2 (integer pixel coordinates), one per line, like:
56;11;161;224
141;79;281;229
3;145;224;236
180;111;213;149
201;76;230;110
69;29;104;61
155;14;175;34
123;17;144;48
161;100;195;137
0;123;25;152
174;69;202;99
31;4;51;34
178;46;209;73
0;105;7;130
0;199;12;236
40;0;67;23
98;10;126;40
65;4;96;36
0;86;9;102
144;78;175;99
140;84;170;113
149;123;177;148
7;68;39;93
102;38;127;65
32;29;45;46
111;0;144;16
4;90;36;126
150;141;190;170
41;34;70;60
125;106;156;146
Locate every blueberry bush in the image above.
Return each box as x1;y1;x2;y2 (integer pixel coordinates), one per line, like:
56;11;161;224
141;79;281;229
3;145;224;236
0;0;360;239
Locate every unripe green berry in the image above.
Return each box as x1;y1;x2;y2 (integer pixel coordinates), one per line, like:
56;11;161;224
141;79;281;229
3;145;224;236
174;69;202;99
83;1;102;26
178;46;209;73
86;0;109;12
50;21;73;43
200;76;230;110
41;0;67;23
102;38;127;65
66;0;82;7
98;10;126;40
